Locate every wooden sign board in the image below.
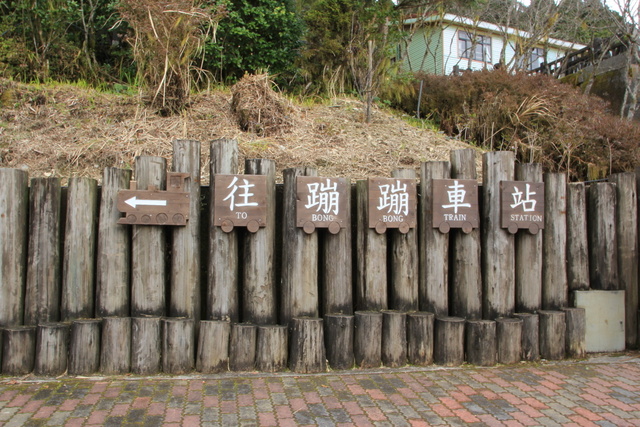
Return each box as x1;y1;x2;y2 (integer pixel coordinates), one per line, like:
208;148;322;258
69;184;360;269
117;172;190;226
213;174;267;233
432;179;479;234
368;177;417;234
500;181;545;234
296;177;349;234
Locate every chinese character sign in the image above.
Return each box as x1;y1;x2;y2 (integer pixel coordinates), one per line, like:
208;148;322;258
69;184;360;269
432;179;479;233
500;181;545;234
214;174;267;233
368;178;417;234
296;177;348;234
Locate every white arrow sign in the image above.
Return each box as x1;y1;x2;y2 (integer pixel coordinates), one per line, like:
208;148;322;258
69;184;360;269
125;196;167;208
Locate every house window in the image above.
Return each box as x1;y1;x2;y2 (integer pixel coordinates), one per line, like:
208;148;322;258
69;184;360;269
458;31;492;63
529;47;545;70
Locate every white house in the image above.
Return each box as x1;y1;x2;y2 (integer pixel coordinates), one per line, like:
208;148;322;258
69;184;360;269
399;13;586;75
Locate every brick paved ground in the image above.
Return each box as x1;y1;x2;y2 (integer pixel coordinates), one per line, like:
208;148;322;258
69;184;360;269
1;354;640;426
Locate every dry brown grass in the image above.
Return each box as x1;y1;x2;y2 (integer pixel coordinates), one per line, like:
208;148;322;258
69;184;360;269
0;78;477;185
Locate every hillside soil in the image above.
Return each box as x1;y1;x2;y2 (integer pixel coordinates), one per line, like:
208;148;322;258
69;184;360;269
0;79;478;184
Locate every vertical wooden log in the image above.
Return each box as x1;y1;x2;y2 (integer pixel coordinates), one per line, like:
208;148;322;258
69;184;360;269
382;310;407;368
407;312;434;366
35;323;69;376
100;317;131;374
256;325;288;372
542;173;568;310
131;316;162;375
434;316;465;366
25;177;62;325
324;314;354;370
419;162;450;315
131;156;167;316
515;164;543;312
196;320;230;373
289;317;326;373
209;139;239;321
496;317;522;364
354;311;382;368
162;317;194;374
562;307;586;358
68;319;101;375
170;140;201;333
450;149;482;319
61;177;98;321
482;152;515;319
229;323;257;371
514;312;539;362
588;183;619;290
96;168;132;318
243;159;277;324
465;320;496;366
610;173;638;348
567;183;590;292
2;326;36;375
389;169;418;312
322;177;353;315
281;167;319;325
355;180;387;311
539;310;565;360
0;168;28;327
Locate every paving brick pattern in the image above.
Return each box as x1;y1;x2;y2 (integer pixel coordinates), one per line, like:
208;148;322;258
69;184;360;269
1;355;640;426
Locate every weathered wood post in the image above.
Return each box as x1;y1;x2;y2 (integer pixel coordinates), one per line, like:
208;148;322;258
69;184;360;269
209;138;239;321
542;173;568;310
34;323;69;376
131;316;162;375
450;149;481;319
407;312;434;366
2;326;36;375
356;180;387;311
562;307;586;358
25;177;62;325
434;316;465;366
68;319;101;375
610;172;638;349
100;317;131;374
256;325;288;372
131;156;167;316
281;167;319;325
289;317;326;373
0;168;28;327
230;323;257;371
171;140;201;332
496;317;522;364
354;311;382;368
482;152;515;319
324;313;354;370
243;159;277;324
588;183;619;290
323;177;353;315
196;320;230;373
162;317;194;374
382;310;407;368
539;310;565;360
96;168;132;318
61;177;98;321
420;161;450;315
514;312;539;361
567;183;590;292
515;164;543;312
465;320;496;366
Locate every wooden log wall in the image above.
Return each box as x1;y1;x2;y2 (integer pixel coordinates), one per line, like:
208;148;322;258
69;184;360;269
0;140;638;376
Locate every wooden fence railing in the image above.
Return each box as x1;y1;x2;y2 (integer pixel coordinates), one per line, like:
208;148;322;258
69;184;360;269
0;139;637;376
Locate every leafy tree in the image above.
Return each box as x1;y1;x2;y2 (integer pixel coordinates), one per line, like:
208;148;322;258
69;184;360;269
203;0;303;84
